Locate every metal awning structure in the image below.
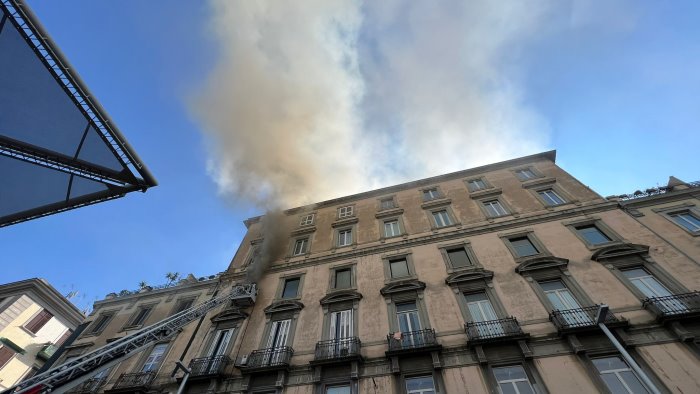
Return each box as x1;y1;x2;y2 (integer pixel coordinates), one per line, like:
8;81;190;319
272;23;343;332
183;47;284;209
0;0;157;227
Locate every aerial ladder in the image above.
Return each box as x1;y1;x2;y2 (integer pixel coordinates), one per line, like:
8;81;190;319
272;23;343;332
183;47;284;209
3;283;257;394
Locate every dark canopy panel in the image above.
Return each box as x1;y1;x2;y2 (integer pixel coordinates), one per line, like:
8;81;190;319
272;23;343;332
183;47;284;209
0;0;156;227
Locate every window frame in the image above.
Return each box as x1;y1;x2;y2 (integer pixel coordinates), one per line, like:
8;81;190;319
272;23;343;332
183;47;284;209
579;351;665;394
402;373;444;394
382;253;417;283
136;341;172;373
336;227;354;248
386;293;432;333
437;240;481;273
484;362;548;394
464;177;493;193
291;236;311;257
123;303;156;330
421;186;443;202
337;205;355;219
537;188;567;207
85;310;117;336
299;213;315;226
170;296;197;316
512;166;543;182
479;198;511;218
0;344;17;370
23;308;54;335
382;217;405;239
653;204;700;236
275;273;306;300
500;230;550;262
329;263;357;291
426;206;458;230
378;196;398;211
565;218;622;250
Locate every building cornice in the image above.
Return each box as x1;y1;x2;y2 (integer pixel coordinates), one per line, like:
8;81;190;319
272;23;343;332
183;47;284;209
243;150;557;226
616;187;700;209
92;277;219;308
223;200;617;280
0;278;84;326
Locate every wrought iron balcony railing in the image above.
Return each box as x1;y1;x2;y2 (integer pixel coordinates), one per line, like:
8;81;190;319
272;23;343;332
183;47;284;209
241;347;294;370
188;355;230;377
313;337;361;362
110;371;155;390
550;305;624;333
465;317;526;343
387;329;439;352
71;378;106;394
643;292;700;321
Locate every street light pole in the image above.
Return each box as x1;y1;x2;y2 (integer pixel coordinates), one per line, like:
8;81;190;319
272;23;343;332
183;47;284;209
173;361;191;394
595;305;661;394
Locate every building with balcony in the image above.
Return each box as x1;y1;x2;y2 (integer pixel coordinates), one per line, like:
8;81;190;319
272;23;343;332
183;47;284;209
0;278;84;391
53;151;700;393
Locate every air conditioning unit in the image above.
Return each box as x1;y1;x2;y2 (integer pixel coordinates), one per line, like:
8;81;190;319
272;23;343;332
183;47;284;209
239;355;248;365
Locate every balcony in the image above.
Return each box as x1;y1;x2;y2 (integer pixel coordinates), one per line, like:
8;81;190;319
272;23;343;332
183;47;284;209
237;347;293;373
643;292;700;322
311;337;362;365
550;305;627;334
465;317;528;345
187;355;230;380
36;343;58;361
71;378;106;394
386;329;441;356
105;371;155;393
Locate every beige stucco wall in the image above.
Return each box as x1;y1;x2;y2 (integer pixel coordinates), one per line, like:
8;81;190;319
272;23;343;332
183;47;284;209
535;355;598;393
637;342;700;393
442;366;489;393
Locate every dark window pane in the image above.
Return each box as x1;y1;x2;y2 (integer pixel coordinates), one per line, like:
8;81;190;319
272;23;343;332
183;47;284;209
576;225;611;245
396;302;417;313
335;269;352;289
130;307;151;326
282;278;300;298
89;314;113;334
0;346;16;369
510;237;539;257
447;248;471;268
173;299;194;315
389;259;409;278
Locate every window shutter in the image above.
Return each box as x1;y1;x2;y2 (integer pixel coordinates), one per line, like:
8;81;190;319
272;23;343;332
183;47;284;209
25;309;53;334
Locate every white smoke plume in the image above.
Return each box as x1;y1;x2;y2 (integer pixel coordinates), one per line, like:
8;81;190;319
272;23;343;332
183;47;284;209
192;0;562;210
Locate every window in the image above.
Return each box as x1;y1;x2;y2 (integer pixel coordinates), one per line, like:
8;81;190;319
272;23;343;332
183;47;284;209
396;302;422;334
206;329;233;357
142;343;168;372
467;179;488;192
384;220;401;238
389;258;410;279
446;247;472;268
87;313;114;335
538;189;566;206
293;238;309;256
326;386;351;394
515;168;537;181
576;225;612;245
423;188;440;201
172;298;195;315
329;309;353;341
492;365;535;394
380;198;396;210
432;210;452;228
300;214;314;226
264;319;291;365
482;200;508;217
127;306;153;328
338;229;353;247
464;293;498;323
338;206;354;218
592;356;651;394
509;237;539;257
405;376;436;394
539;280;582;311
334;268;352;289
670;211;700;232
0;345;16;369
281;278;300;299
621;268;673;299
24;309;53;334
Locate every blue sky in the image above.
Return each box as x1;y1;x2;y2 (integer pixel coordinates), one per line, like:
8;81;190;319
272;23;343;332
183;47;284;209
1;1;699;312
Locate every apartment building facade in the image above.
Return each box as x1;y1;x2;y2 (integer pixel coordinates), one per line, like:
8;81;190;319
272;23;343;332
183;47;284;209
0;278;84;391
56;151;700;394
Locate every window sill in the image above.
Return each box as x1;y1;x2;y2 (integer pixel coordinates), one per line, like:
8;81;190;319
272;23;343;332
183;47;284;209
19;326;38;337
469;188;502;199
421;198;452;210
431;222;462;233
375;208;404;219
520;176;552;187
582;240;624;251
332;217;358;228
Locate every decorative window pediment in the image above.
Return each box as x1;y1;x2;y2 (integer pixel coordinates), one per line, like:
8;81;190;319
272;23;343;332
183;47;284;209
320;289;363;306
591;243;650;262
380;279;426;296
445;269;494;286
211;308;248;323
264;300;304;315
515;256;569;275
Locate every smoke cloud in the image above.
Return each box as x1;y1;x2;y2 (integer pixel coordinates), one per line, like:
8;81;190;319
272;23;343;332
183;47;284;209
192;0;560;210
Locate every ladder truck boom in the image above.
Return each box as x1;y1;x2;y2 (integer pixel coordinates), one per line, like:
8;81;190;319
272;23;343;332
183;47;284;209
4;283;257;394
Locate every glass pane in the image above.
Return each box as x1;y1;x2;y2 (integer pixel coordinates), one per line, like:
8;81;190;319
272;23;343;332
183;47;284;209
493;365;528;381
577;225;611;244
335;269;351;289
619;371;650;394
515;381;535;394
326;386;351;394
600;374;628;394
406;376;435;392
674;213;700;231
539;280;567;292
510;237;538;257
447;248;471;267
390;259;409;278
592;356;628;372
396;302;417;313
282;278;300;298
498;383;517;394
